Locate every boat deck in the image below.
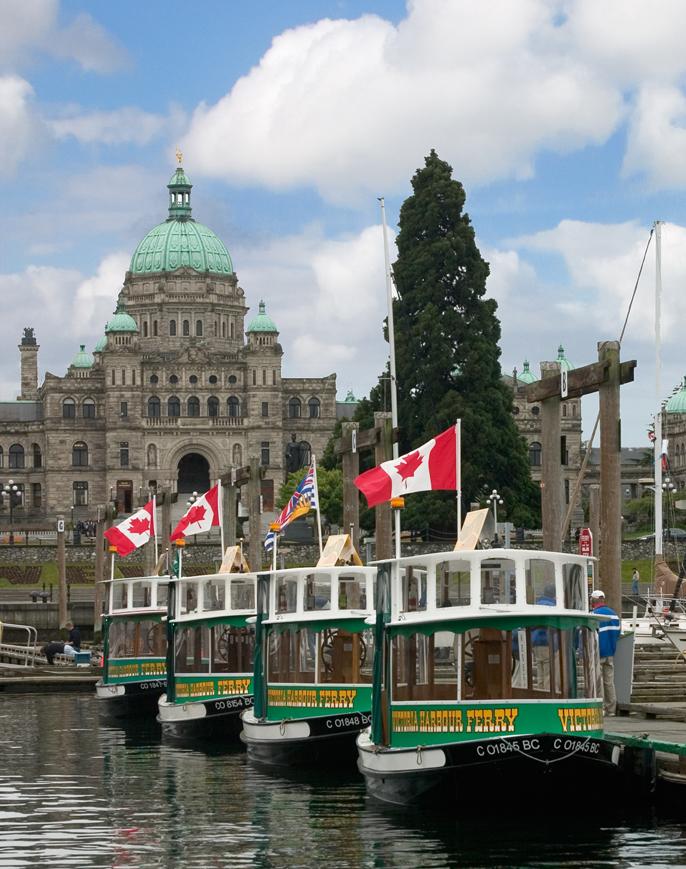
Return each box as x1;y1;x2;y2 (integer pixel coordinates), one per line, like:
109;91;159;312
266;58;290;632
606;708;686;787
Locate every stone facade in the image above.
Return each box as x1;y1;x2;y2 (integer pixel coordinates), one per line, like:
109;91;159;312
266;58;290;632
0;166;338;523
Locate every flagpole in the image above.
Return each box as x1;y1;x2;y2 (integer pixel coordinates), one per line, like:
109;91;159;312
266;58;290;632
272;533;277;571
456;419;462;542
218;478;225;555
312;454;324;556
153;493;159;566
380;197;401;559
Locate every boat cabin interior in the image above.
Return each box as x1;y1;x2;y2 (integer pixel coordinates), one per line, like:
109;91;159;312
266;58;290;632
106;576;170;661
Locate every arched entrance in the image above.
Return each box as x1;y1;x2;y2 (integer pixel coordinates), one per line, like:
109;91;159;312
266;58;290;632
177;453;210;494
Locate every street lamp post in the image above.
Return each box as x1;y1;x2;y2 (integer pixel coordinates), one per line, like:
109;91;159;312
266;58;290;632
488;488;504;545
186;491;199;544
2;480;21;545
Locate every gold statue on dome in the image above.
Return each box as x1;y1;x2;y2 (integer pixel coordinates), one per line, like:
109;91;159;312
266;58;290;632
175;147;183;165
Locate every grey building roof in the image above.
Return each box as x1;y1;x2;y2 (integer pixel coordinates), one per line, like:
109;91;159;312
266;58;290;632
0;401;43;421
336;401;357;420
586;446;650;466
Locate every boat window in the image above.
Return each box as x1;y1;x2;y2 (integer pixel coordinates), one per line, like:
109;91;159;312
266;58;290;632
526;559;557;605
268;629;316;683
276;576;298;614
230;579;255;610
319;628;373;684
338;573;367;609
202;580;226;611
131;582;153;609
304;573;331;611
480;560;516;604
180;582;200;615
211;625;254;674
108;620;165;659
563;563;586;610
401;566;428;612
436;561;471;607
174;625;210;674
393;633;458;701
156;584;168;609
112;584;129;611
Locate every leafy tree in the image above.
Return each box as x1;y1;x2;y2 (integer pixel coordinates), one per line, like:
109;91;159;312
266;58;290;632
382;150;539;530
277;467;343;528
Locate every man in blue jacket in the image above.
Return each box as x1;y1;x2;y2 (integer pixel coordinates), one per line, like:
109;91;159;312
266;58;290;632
591;589;621;715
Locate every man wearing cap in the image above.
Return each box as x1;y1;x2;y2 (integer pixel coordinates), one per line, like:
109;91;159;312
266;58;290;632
591;590;621;715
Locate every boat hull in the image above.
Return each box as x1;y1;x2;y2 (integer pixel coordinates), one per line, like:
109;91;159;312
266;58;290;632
241;707;371;767
95;678;166;720
158;693;253;741
357;731;621;806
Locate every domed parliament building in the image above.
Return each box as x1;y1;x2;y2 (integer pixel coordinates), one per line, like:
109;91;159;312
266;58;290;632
1;165;338;521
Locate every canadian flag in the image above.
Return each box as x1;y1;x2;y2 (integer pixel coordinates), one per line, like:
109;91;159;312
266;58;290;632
104;499;156;557
170;483;220;541
354;425;459;508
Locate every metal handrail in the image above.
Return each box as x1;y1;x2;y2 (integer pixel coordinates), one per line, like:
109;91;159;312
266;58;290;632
0;621;38;666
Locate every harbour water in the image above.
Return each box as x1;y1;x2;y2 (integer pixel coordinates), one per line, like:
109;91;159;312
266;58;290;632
2;694;686;868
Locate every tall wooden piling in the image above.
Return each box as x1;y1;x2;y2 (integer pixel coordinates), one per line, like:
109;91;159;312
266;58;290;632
598;340;622;615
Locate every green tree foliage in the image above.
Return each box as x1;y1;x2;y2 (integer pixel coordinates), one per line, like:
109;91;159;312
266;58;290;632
277;467;344;527
384;150;539;530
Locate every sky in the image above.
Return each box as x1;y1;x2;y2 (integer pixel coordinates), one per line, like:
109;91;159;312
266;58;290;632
3;0;686;448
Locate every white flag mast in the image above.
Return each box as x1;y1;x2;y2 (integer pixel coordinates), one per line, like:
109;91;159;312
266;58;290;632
654;220;663;557
380;197;402;560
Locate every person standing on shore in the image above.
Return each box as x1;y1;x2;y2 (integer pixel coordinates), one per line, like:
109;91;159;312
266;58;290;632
591;590;621;715
631;568;640;598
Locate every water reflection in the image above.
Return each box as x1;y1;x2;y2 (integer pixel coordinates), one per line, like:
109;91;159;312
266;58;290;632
1;695;686;867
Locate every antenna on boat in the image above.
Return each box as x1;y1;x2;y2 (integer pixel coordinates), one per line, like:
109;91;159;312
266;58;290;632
655;220;663;558
379;197;402;559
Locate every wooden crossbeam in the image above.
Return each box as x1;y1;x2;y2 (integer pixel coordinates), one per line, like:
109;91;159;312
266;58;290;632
523;360;636;402
334;426;399;455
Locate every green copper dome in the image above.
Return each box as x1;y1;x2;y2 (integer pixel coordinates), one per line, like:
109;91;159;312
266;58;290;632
518;360;537;384
556;344;574;372
71;344;93;368
246;300;278;333
343;389;358;403
129;165;233;275
106;303;138;334
666;377;686;413
94;335;107;352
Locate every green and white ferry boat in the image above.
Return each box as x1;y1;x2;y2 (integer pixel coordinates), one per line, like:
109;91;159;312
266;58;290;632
241;544;377;766
357;548;620;804
95;572;170;719
158;555;257;739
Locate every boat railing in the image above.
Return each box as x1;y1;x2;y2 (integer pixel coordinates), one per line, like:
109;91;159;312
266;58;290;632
173;572;258;620
0;621;38;667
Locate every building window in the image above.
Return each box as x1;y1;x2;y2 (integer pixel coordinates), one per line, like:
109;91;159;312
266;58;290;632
32;483;41;508
153;320;158;337
222;322;226;338
148;396;161;418
261;441;270;466
252;369;256;386
168;396;181;418
308;397;320;418
143;321;149;337
262;369;266;385
189;374;198;385
183;320;190;336
228;396;240;418
230;321;235;339
261;402;269;417
565;478;570;504
63;398;76;419
187;396;200;417
121;368;126;386
208;396;219;417
288;397;302;419
169;374;179;385
8;444;24;469
209;374;218;385
132;369;136;386
32;444;42;468
562;404;567;418
120;442;129;468
82;399;96;419
529;441;542;467
572;404;577;417
120;401;128;418
73;481;88;507
170;320;177;336
531;405;540;416
196;319;203;336
273;370;277;385
228;374;237;384
560;435;568;466
72;441;88;467
0;446;4;467
150;374;159;385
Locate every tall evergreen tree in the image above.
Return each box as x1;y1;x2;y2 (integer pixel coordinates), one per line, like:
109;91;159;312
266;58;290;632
389;150;538;529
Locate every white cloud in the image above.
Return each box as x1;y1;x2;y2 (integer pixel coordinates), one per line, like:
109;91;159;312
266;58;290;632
0;0;57;70
50;107;173;146
0;76;42;176
623;85;686;188
49;12;129;74
73;252;130;333
233;224;392;397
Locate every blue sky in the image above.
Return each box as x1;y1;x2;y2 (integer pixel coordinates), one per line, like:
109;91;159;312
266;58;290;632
3;0;686;448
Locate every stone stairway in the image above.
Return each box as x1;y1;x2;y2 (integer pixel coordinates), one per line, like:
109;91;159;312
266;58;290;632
631;643;686;704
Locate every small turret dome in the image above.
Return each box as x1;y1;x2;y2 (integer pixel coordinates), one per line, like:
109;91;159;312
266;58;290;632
71;344;93;369
344;389;358;403
557;345;574;372
666;377;686;414
106;303;138;334
94;335;107;352
246;300;278;333
518;360;537;384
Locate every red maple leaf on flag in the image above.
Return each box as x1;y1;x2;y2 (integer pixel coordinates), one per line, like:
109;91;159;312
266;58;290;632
175;504;207;536
127;516;150;535
395;450;423;481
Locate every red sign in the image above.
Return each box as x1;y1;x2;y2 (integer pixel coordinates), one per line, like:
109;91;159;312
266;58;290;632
578;527;593;557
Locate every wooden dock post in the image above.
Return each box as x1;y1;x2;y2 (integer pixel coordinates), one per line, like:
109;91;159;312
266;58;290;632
540;362;563;552
589;484;600;567
248;457;262;572
374;412;393;560
598;340;622;615
57;515;67;628
93;506;105;637
223;470;237;547
341;422;360;553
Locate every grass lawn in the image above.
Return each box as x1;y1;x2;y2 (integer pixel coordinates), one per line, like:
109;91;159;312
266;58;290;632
621;558;653;587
